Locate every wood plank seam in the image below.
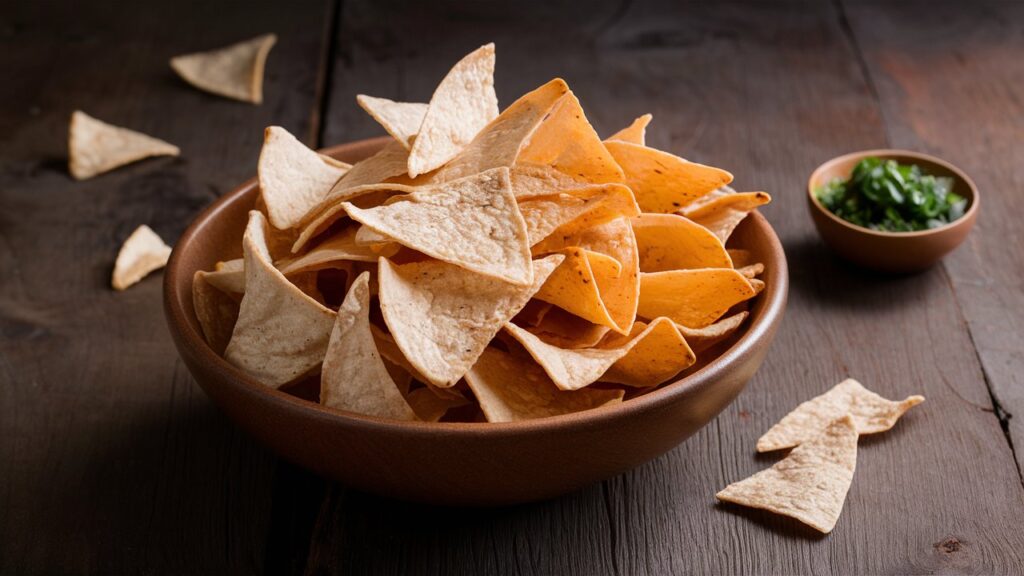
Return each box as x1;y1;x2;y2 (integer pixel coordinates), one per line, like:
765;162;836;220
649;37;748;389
311;0;344;148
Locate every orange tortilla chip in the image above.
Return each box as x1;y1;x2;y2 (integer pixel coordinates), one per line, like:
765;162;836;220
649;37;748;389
631;213;732;271
605;113;652;145
534;247;624;331
170;34;276;104
356;95;428;149
604;140;732;213
638;268;755;328
528;307;611;349
681;191;771;243
377;255;563;387
258;126;349;229
598;318;695;387
518;183;639;246
69;111;180;180
320;272;417;420
464;347;624;422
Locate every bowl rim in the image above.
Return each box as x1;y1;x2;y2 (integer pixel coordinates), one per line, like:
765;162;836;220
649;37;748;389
807;148;980;238
164;138;788;436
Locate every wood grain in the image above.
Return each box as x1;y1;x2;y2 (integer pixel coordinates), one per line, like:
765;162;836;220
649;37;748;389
0;0;330;573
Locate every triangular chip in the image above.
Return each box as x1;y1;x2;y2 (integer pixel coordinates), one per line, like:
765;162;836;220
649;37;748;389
203;260;245;294
528;306;611;349
503;322;627;391
224;211;336;387
518;183;638;246
737;262;764;279
680;191;772;243
533;247;623;331
464;347;624;422
717;416;858;534
407;43;498;177
111;225;172;290
343;168;533;285
69;111;180;180
604;140;732;213
320;272;417;420
328;140;411;197
356;95;428;149
370;325;431;384
606;113;652;145
378;255;563;387
757;379;925;452
638;268;755;328
598;318;695;387
192;270;240;354
509;163;596;200
632;213;732;271
258;126;349;229
277;225;397;275
292;182;414;253
677;312;748;353
170;34;277;103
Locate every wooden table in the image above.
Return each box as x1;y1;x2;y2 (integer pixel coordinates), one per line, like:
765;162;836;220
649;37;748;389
3;0;1023;573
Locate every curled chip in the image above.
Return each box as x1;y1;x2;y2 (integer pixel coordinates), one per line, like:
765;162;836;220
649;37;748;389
356;95;428;149
604;140;733;213
170;34;277;104
638;268;755;328
112;225;172;290
259;126;349;230
632;213;732;271
680;191;772;243
70;111;179;180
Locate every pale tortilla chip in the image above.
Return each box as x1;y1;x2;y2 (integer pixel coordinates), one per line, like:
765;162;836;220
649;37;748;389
631;213;732;271
604;140;732;213
680;191;771;243
318;140;412;207
519;184;639;246
518;91;624;184
356;95;428;149
533;247;623;331
638;268;755;328
292;182;414;253
757;379;925;452
464;347;625;422
370;325;431;384
510;163;596;200
529;306;611;349
170;34;276;103
343;168;533;285
258;126;349;229
192;270;240;354
111;225;172;290
407;43;498;177
69;111;180;180
717;416;858;534
434;78;569;182
677;312;748;353
224;211;336;388
320;272;417;420
377;255;563;387
513;299;553;327
598;318;695;387
201;264;245;295
405;387;470;422
606;113;652;145
277;225;397;275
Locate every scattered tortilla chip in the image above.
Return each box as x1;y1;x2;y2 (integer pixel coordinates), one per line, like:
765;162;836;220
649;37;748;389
677;312;748;353
717;416;858;534
224;211;336;388
69;111;180;180
534;247;623;331
344;168;533;285
320;272;417;420
598;318;696;387
604;140;733;213
111;225;172;290
258;126;349;230
465;347;625;422
737;262;764;279
277;225;397;275
405;387;470;422
638;268;755;328
606;113;652;145
529;306;611;349
377;255;562;387
192;270;240;354
407;43;498;177
680;191;771;243
518;183;638;246
170;34;277;103
757;379;925;452
631;213;732;271
356;95;428;149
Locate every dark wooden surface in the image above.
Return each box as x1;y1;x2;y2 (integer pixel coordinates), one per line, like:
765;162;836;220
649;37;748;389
2;0;1023;573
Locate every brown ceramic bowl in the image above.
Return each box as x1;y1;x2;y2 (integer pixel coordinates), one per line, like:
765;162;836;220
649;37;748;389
164;137;788;506
808;149;979;273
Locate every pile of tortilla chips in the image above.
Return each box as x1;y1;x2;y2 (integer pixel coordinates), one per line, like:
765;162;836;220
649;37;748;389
193;43;772;423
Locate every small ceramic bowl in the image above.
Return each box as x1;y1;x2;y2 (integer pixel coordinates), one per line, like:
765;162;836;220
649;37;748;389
164;137;789;506
807;149;978;273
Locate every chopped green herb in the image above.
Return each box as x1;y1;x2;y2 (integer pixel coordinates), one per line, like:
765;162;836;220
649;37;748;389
816;157;966;232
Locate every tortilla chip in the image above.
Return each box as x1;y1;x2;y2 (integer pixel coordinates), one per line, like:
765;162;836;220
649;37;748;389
378;255;562;387
434;78;570;182
170;34;276;103
343;168;533;285
405;387;470;422
757;379;925;452
598;318;695;387
464;347;625;422
717;416;858;534
192;271;240;354
320;272;417;420
224;211;336;388
503;322;627;390
201;263;245;295
518;183;638;246
291;182;414;253
407;43;498;177
533;217;639;335
604;140;733;213
677;312;748;353
680;191;771;243
631;213;732;271
257;126;349;229
370;325;431;384
69;111;180;180
534;247;623;331
638;268;755;329
606;113;652;145
727;248;755;269
737;262;764;279
111;225;172;290
529;306;611;349
749;278;765;295
322;140;412;201
510;163;596;200
277;225;396;275
513;299;553;327
356;95;428;149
